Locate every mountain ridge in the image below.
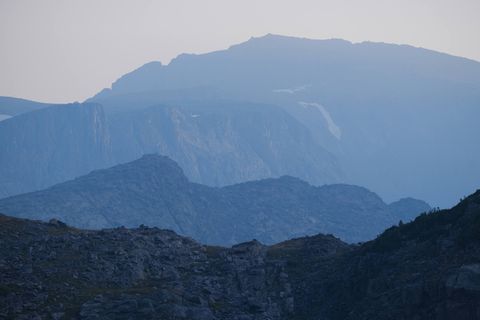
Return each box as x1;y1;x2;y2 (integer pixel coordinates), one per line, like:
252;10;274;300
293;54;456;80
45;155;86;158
1;34;479;207
86;33;480;207
0;100;341;199
0;154;430;245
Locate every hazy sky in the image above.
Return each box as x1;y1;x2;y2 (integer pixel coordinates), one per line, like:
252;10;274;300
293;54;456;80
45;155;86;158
1;0;479;103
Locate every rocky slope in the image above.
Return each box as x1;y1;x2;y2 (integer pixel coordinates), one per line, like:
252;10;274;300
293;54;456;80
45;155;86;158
0;100;341;199
288;189;480;319
107;101;340;187
0;190;479;319
0;154;429;245
0;103;113;199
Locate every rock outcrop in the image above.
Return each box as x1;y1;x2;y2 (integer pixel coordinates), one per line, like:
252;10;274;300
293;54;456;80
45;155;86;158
0;190;479;319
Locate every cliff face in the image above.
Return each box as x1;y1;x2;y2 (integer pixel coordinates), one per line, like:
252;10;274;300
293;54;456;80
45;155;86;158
107;102;341;187
0;103;112;199
0;101;341;200
0;154;427;245
0;190;478;319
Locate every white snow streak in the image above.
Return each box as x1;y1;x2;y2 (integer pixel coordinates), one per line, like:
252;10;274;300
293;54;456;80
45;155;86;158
299;102;342;140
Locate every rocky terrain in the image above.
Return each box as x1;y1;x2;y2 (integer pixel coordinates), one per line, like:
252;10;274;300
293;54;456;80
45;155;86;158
0;100;340;200
0;154;429;245
1;189;479;319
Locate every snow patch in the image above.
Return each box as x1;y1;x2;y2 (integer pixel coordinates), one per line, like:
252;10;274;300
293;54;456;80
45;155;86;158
299;102;342;140
0;114;12;122
273;85;308;94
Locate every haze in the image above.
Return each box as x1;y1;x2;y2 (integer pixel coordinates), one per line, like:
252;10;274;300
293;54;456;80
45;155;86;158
0;0;479;103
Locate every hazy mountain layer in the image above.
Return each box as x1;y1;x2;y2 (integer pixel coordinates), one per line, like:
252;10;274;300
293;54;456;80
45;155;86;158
91;34;480;207
0;96;54;116
0;100;341;199
0;154;429;244
0;103;112;198
107;101;341;187
0;189;478;319
2;35;479;206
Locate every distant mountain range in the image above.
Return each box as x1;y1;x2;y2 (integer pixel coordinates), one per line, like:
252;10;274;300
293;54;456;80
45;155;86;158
0;96;54;117
0;96;57;122
1;34;479;206
0;186;478;319
0;100;340;199
0;154;430;245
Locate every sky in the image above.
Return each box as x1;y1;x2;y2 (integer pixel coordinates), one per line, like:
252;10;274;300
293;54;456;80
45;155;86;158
1;0;479;103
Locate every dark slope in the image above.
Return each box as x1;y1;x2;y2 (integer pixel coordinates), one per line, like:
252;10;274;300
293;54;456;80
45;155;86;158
1;190;479;319
288;190;480;319
0;154;427;245
91;34;480;207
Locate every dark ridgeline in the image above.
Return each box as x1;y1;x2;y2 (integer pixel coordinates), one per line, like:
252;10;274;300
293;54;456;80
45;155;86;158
1;34;479;207
0;189;479;319
0;154;429;245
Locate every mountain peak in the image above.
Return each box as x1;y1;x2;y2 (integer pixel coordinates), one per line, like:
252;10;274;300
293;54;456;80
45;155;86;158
96;153;187;182
232;33;352;51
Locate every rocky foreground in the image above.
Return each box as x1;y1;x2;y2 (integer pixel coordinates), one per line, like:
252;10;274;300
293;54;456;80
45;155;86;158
1;190;480;319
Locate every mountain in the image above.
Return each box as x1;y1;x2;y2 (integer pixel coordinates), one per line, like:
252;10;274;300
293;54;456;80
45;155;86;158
90;34;480;207
107;101;340;187
0;102;112;199
0;190;478;319
273;189;480;319
388;197;432;222
1;35;478;206
0;154;429;245
0;99;341;199
0;96;55;123
0;96;54;121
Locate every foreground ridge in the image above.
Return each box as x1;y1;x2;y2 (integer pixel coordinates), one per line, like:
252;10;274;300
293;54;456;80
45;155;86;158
1;190;479;319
